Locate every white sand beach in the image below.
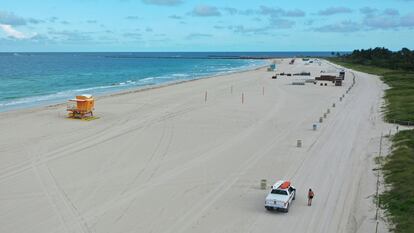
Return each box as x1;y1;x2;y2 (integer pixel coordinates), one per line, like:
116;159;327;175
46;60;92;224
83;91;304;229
0;59;392;233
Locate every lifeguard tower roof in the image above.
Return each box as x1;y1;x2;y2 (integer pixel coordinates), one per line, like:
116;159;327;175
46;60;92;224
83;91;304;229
80;94;92;98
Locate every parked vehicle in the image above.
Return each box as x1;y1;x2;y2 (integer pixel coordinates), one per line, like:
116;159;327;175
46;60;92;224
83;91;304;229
265;180;296;212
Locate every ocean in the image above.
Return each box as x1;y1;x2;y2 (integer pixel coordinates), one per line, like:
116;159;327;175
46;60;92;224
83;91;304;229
0;52;334;111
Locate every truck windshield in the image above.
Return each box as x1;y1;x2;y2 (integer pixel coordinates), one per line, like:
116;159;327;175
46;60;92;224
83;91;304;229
271;189;288;195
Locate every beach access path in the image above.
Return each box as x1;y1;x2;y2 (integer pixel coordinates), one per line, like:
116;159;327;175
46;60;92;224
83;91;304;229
0;59;391;233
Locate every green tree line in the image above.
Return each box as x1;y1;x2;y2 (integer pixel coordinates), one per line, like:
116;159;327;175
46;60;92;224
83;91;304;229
337;47;414;71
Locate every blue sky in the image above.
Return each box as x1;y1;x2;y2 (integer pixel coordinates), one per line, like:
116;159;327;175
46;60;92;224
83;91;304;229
0;0;413;52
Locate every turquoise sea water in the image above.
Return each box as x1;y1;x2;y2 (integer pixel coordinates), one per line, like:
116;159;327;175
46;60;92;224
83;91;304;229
0;52;333;111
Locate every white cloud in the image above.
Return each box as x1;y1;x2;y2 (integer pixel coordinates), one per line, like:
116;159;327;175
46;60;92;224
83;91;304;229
191;5;221;17
318;7;352;16
0;11;44;26
0;24;35;39
259;6;305;17
314;20;360;33
361;10;414;29
360;7;377;16
0;11;26;25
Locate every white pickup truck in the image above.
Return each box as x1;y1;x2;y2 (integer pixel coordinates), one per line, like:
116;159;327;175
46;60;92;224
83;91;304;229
264;180;296;212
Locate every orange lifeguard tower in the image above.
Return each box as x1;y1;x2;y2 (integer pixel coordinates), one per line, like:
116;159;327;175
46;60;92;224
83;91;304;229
67;94;95;119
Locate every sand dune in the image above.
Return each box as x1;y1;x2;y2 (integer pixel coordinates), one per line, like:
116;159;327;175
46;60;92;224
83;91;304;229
0;59;391;233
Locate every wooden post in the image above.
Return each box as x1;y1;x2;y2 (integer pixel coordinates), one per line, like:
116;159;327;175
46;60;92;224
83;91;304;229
231;86;233;95
242;92;244;104
375;133;383;230
261;179;267;190
297;140;302;148
379;133;383;157
204;91;207;103
262;86;265;96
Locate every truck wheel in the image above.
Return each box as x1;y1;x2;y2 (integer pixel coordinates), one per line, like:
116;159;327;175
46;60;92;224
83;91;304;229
293;192;296;200
265;206;272;211
285;204;290;213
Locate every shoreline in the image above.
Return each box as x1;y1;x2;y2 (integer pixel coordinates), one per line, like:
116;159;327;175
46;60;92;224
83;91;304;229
0;61;270;115
98;63;267;102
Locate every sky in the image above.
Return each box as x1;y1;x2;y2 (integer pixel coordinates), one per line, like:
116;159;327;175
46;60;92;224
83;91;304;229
0;0;413;52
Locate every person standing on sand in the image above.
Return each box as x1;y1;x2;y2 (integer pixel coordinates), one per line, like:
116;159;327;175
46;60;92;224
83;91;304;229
308;188;314;206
